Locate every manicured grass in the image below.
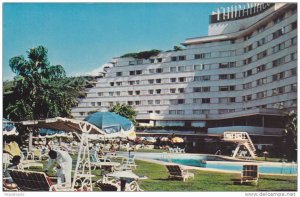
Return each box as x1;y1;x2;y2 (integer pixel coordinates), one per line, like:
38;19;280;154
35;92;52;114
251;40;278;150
133;160;297;191
26;156;297;191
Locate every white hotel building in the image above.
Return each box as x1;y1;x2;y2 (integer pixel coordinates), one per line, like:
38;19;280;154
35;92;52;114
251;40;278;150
72;3;297;138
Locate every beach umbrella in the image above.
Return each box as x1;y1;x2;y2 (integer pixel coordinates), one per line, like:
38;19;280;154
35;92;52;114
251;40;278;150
3;118;18;136
144;137;156;143
161;137;169;142
171;137;184;143
84;112;135;139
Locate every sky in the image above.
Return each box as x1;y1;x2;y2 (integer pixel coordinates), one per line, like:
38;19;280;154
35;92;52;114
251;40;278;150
3;3;234;80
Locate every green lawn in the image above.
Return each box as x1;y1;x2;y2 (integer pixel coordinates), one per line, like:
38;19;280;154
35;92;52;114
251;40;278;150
27;156;297;191
133;160;297;191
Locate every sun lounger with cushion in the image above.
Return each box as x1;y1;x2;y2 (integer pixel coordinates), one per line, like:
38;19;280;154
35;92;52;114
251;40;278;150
166;164;194;182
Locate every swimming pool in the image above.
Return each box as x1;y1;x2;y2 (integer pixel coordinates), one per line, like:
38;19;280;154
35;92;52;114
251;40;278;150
125;152;297;175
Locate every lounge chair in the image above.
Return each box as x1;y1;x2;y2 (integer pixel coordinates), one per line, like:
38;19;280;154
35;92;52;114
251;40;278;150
121;155;137;169
9;169;56;191
9;169;73;191
240;164;259;185
165;164;194;182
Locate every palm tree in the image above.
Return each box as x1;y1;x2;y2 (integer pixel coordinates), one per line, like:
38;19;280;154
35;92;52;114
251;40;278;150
6;46;75;121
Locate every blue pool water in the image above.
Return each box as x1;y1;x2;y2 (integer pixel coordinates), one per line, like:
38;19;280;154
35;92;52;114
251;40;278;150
157;158;297;175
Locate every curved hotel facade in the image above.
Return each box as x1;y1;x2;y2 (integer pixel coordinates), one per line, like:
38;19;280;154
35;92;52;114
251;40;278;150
72;3;297;137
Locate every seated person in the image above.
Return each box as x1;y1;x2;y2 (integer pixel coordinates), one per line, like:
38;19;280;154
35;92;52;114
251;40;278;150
3;155;21;190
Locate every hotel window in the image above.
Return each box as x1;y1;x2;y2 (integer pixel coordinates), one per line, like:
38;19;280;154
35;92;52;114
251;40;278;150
273;14;284;24
178;88;184;93
195;53;211;59
116;72;122;77
129;61;135;65
110;82;114;86
148;79;154;84
272;56;285;67
148;90;154;95
128;101;133;105
129;71;135;75
79;112;85;116
129;81;134;85
170;89;176;93
219;62;235;68
109;92;114;96
170;67;177;72
257;50;267;60
136;60;143;64
156;89;161;94
193;98;201;104
257;24;266;33
257;91;267;99
155;110;160;114
178;66;185;72
257;37;266;47
244;69;252;77
219;74;228;80
243;33;252;41
136;70;142;75
243;95;252;101
243;82;252;89
169;110;176;115
291;68;297;76
150;59;155;63
156;79;162;84
116;91;120;96
291;37;297;45
170;99;177;105
244;44;253;53
149;69;155;74
219;86;235;91
291;52;297;61
157;58;162;62
156;68;163;73
97;102;101;106
229;97;236;103
116;82;122;86
179;56;186;61
272;87;285;95
91;102;95;107
155;100;160;105
194;64;204;70
148;100;153;105
135;101;141;105
272;42;285;53
177;110;185;115
136;80;140;85
202;87;210;92
178;99;185;104
170;78;176;83
243;57;252;65
291;84;297;92
179;77;186;82
272;72;285;81
97;92;103;97
128;91;133;96
135;91;140;95
193;109;209;115
171;56;177;61
257;64;266;72
273;28;285;39
202;98;210;104
218;109;234;114
256;77;267;86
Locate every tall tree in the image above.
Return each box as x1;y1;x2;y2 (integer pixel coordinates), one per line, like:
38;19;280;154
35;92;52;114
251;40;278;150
109;103;137;125
5;46;76;121
284;110;297;162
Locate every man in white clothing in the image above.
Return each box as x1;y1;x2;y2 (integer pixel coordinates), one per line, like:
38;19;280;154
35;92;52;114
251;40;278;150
45;150;72;187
